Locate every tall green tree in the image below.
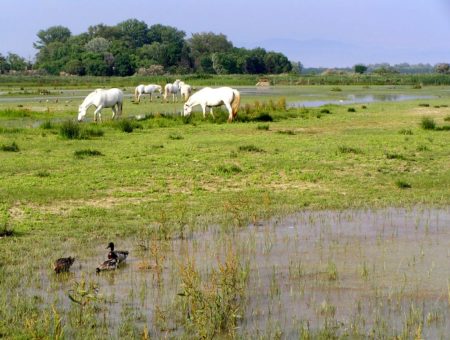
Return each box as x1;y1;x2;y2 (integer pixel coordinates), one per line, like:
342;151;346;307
34;26;71;49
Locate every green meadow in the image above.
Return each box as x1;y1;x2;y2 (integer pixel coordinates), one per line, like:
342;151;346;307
1;82;449;338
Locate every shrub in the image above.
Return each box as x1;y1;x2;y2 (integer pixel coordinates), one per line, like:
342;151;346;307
253;113;273;122
59;120;80;139
277;130;296;135
117;120;134;133
238;144;265;153
320;109;331;114
1;141;19;152
256;124;269;131
40;120;54;129
418;103;430;107
420;117;436;130
347;107;356;112
338;145;362;154
398;128;413;135
74;149;104;158
396;180;411;189
217;164;242;175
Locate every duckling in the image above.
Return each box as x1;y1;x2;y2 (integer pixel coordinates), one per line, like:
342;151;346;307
96;258;118;273
54;257;75;274
106;242;129;264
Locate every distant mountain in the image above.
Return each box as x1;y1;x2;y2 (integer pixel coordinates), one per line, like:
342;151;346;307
237;38;450;68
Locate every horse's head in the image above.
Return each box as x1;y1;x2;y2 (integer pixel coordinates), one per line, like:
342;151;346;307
77;105;87;122
183;103;192;117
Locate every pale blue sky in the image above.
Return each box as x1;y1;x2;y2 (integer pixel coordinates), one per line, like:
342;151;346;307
1;0;449;67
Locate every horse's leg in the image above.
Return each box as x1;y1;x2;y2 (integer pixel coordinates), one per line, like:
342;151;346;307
111;105;117;120
94;106;103;123
137;93;141;103
149;92;152;102
210;107;215;119
225;102;233;122
201;104;207;118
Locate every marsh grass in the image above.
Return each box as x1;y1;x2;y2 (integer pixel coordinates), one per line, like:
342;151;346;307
256;124;270;130
338;145;362;154
420;117;436;130
395;179;412;189
238;144;265;153
177;249;248;338
74;149;104;159
217;164;242;175
1;141;19;152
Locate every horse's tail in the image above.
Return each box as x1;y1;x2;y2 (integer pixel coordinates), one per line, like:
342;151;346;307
231;89;241;120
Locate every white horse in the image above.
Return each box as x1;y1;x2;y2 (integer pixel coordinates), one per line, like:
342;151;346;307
163;79;181;103
179;81;193;101
78;88;123;122
183;87;240;122
134;84;162;103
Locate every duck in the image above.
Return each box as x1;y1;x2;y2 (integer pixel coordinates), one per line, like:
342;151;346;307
54;257;75;274
96;258;118;273
106;242;129;264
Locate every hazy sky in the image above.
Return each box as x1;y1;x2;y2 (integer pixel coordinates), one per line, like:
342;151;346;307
1;0;449;67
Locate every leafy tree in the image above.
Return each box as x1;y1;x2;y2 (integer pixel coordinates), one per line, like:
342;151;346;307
88;24;121;40
113;53;135;76
116;19;149;48
6;53;27;71
34;26;71;49
354;64;368;74
85;37;110;53
0;54;11;73
264;52;292;73
188;32;233;69
64;59;85;75
212;53;238;74
82;53;111;76
435;63;450;74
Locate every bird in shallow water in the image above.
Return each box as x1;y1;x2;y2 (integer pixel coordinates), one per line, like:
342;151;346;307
106;242;129;264
54;257;75;274
96;258;118;273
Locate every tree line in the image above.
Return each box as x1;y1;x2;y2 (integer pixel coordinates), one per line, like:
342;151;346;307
13;19;291;76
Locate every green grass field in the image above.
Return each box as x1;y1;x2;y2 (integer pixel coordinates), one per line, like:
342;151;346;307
1;83;449;338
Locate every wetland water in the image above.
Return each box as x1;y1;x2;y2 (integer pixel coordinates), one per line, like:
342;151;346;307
36;207;450;337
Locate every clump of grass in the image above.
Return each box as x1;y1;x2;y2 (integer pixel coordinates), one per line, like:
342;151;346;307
412;84;422;89
116;120;134;133
385;152;407;160
399;128;413;135
396;179;412;189
347;107;356;112
444;115;450;122
277;129;296;135
35;170;50;177
81;127;104;138
238;144;265;153
253;113;273;122
0;207;14;237
0;127;22;134
256;124;269;130
177;250;248;339
417;145;429;152
418;103;430;107
1;141;19;152
320;108;331;114
338;145;362;154
40;120;54;129
217;164;242;175
420;117;436;130
59;120;80;139
331;87;342;92
74;149;104;159
169;133;184;140
361;105;367;109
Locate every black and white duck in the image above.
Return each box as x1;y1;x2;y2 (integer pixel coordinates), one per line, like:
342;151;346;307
54;257;75;274
106;242;129;264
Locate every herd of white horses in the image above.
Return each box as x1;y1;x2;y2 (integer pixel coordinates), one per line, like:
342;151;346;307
77;79;240;123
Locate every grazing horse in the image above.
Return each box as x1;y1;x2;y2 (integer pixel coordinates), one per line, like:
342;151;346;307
134;84;162;103
163;79;181;103
78;88;123;122
183;87;240;122
179;81;193;101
